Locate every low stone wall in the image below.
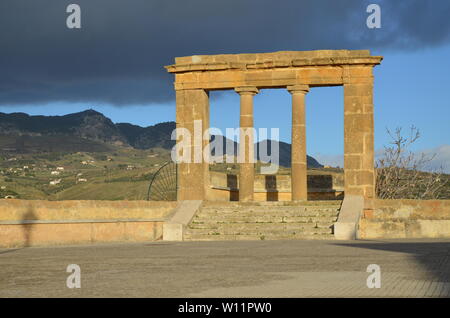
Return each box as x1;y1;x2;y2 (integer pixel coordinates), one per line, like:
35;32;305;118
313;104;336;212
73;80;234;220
359;199;450;239
209;187;343;201
0;200;177;247
208;171;344;201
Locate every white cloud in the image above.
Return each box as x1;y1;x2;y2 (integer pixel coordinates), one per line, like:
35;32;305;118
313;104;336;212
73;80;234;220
312;153;343;168
312;144;450;174
417;145;450;174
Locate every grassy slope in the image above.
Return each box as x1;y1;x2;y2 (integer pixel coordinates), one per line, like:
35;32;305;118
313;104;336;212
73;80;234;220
2;145;448;200
0;146;172;200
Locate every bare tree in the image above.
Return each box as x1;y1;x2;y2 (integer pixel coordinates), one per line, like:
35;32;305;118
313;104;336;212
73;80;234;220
376;126;448;199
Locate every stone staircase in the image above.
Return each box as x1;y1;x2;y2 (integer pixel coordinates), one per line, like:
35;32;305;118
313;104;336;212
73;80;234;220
184;200;342;241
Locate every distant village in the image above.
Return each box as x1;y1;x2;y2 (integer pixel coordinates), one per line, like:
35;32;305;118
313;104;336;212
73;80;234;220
0;151;163;199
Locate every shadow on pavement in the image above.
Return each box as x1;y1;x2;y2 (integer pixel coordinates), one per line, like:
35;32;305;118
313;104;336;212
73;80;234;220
332;240;450;294
0;248;22;255
22;206;37;247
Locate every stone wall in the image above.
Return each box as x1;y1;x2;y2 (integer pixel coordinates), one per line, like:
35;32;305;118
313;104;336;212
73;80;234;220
359;199;450;239
0;200;177;247
208;171;344;201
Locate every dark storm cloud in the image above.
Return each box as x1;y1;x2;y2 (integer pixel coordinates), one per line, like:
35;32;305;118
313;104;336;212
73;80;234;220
0;0;449;106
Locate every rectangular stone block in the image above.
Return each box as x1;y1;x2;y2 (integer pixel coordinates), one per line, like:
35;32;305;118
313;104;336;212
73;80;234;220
363;209;374;219
356;170;374;186
363;133;374;154
361;151;375;171
345;77;374;84
91;222;125;242
244;70;271;82
344;114;373;133
125;222;163;241
237;53;258;62
346;186;365;196
344;84;373;97
163;223;183;241
346;66;373;77
363;185;375;199
344;136;364;154
344;170;358;184
363;103;374;113
176;89;209;200
272;69;296;81
359;219;406;239
417;220;450;237
178;72;199;83
253;79;283;88
334;222;357;240
344;155;362;170
344;96;373;113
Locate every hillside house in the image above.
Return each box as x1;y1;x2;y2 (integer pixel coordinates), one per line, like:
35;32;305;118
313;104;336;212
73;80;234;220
49;179;61;185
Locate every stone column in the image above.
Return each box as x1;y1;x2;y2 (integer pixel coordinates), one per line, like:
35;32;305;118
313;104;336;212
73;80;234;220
175;89;210;200
343;66;375;199
287;85;309;201
235;86;258;202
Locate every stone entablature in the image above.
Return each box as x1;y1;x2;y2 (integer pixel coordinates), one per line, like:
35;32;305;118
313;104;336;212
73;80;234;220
167;50;382;72
166;50;382;91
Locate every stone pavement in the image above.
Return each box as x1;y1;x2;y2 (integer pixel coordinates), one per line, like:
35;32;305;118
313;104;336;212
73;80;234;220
0;239;449;297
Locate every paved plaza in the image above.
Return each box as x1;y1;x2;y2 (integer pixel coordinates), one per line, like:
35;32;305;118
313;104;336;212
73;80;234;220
0;239;449;297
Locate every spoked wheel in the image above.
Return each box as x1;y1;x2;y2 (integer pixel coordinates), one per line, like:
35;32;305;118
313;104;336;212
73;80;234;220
147;161;177;201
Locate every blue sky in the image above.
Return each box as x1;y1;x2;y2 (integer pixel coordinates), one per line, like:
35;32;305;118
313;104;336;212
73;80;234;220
2;1;450;171
2;44;449;167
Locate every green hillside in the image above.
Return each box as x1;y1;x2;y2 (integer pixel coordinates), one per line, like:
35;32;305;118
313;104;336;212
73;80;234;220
0;109;327;200
0;147;172;200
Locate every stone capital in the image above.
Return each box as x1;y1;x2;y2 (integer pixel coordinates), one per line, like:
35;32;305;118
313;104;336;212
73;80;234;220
235;86;259;95
287;84;309;95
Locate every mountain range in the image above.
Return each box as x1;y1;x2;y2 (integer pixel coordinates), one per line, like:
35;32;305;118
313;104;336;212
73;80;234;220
0;109;322;168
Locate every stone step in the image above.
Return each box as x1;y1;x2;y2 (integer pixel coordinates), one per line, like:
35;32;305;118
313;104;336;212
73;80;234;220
185;225;333;236
185;202;340;241
183;232;335;241
195;209;339;218
188;222;333;231
202;200;342;207
200;205;341;212
191;215;338;224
